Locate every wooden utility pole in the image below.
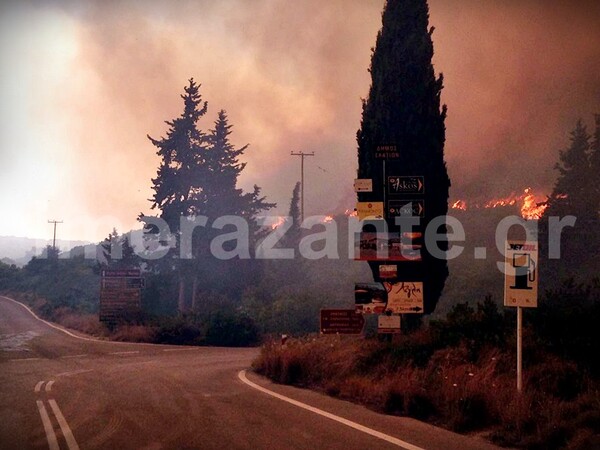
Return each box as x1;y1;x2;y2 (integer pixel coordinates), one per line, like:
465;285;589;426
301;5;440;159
290;151;315;223
47;220;63;251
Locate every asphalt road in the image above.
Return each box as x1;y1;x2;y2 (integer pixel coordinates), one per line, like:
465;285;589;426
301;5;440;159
0;296;502;450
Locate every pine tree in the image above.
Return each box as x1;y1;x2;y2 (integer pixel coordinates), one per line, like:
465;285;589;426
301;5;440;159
145;80;274;312
205;110;275;230
203;110;247;215
148;79;208;225
146;79;207;312
540;116;600;285
189;110;274;309
100;229;139;269
549;120;591;216
356;0;450;315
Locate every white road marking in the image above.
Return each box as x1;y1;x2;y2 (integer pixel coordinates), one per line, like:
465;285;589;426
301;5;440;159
238;370;426;450
109;351;140;355
61;354;88;359
9;357;42;362
48;399;80;450
0;296;201;350
35;381;44;393
36;400;59;450
163;347;201;352
55;369;94;377
0;296;99;342
45;380;55;392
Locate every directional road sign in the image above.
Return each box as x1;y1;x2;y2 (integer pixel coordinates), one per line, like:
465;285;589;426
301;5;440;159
384;281;424;314
320;309;365;334
387;176;424;195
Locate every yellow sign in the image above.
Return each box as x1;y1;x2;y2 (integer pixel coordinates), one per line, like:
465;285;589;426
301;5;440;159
356;202;384;220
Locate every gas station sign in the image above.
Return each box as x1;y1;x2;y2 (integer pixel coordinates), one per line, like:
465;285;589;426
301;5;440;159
504;241;538;308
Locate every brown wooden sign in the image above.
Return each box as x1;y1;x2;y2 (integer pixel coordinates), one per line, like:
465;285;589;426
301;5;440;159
320;309;365;334
99;268;143;323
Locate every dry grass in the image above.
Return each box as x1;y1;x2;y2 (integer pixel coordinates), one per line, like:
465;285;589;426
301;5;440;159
254;335;599;449
111;325;157;342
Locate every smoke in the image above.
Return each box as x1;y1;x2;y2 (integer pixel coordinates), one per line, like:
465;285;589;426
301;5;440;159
0;0;598;240
430;0;600;202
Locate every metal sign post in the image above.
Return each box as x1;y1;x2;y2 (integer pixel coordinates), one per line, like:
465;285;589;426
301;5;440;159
517;306;523;392
504;240;538;393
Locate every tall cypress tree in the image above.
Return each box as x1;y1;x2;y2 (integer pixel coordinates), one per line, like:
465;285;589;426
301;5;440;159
356;0;450;315
284;182;301;248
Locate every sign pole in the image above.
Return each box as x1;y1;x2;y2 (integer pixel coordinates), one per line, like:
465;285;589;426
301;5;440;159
382;160;386;209
517;306;523;392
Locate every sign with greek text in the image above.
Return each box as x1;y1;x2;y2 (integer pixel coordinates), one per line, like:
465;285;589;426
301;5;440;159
387;176;424;195
384;281;424;314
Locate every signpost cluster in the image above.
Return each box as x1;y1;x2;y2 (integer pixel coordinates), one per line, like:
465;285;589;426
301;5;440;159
320;168;426;336
353;168;426;335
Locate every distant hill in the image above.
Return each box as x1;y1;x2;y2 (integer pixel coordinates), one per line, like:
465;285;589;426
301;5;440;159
0;236;93;266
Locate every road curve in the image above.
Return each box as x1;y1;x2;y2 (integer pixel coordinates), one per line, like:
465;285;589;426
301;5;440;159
0;296;501;450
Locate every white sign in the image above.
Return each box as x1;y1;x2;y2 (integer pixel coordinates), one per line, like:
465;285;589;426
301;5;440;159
378;315;401;334
354;179;373;192
384;282;424;314
504;240;538;308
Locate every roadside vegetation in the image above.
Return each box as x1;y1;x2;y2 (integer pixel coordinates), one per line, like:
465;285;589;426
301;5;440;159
254;285;600;449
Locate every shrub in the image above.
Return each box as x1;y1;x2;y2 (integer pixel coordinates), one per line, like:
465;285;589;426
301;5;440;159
203;311;259;347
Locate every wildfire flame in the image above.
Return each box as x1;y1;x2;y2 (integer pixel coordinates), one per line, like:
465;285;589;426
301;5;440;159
270;216;286;230
451;188;548;220
451;200;467;211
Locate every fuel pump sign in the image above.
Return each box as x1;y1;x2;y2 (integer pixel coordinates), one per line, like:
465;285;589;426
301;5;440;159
504;241;538;308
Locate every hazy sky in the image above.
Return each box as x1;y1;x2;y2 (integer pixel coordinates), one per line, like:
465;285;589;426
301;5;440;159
1;0;599;242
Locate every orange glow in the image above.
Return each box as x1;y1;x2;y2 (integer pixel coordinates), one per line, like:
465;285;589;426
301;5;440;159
520;188;548;220
322;215;334;223
345;209;358;217
450;188;548;220
270;216;286;230
451;200;467;211
484;194;519;208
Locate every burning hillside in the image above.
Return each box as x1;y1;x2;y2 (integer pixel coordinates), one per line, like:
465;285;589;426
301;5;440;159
451;188;548;220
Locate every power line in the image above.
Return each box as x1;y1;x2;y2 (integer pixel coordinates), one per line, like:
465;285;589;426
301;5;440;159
290;151;315;223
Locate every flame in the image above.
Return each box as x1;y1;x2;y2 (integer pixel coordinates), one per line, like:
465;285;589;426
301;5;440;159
451;188;548;220
270;216;286;230
520;188;548;220
322;215;334;223
451;200;467;211
345;208;358;217
484;196;518;208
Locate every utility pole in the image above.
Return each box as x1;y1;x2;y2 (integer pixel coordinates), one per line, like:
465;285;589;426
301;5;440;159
290;151;315;223
47;220;63;252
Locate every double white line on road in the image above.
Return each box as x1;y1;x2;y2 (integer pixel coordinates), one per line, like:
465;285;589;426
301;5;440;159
34;381;80;450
